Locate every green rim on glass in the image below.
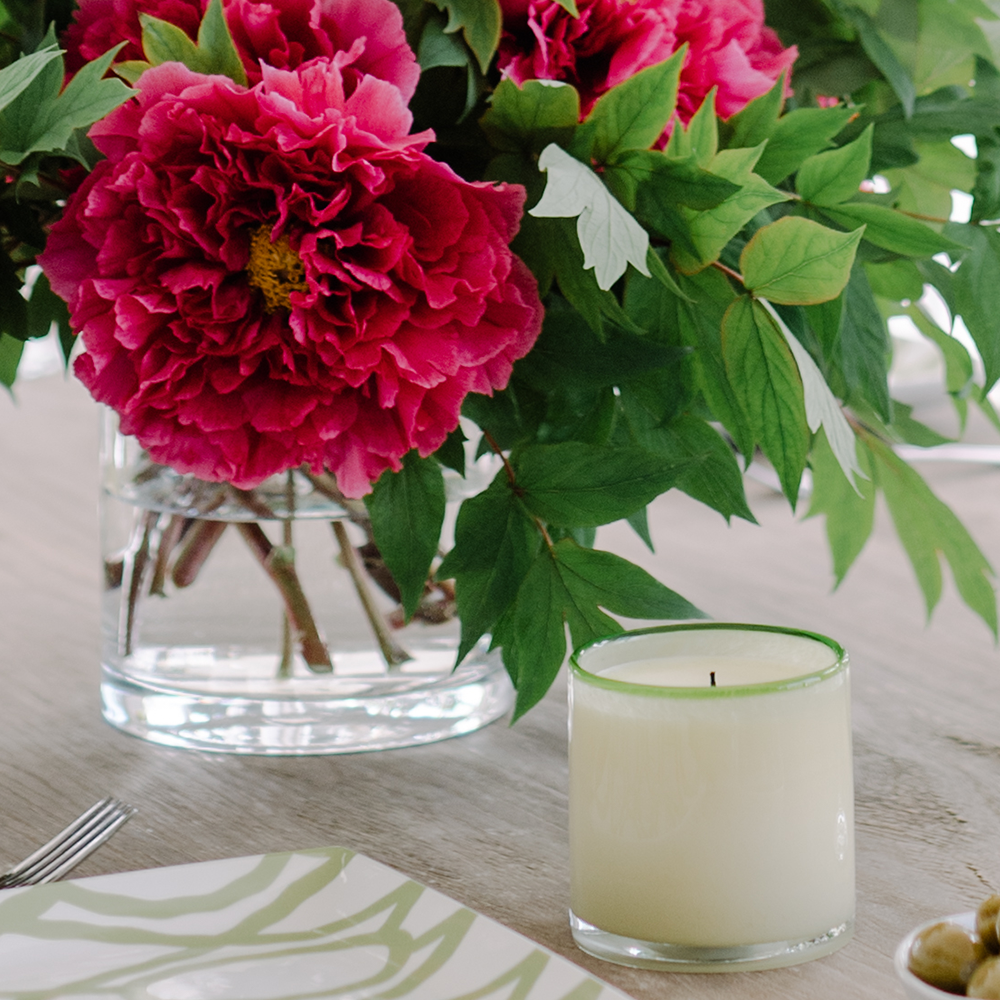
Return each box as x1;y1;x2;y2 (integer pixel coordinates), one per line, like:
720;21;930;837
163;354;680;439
569;623;848;700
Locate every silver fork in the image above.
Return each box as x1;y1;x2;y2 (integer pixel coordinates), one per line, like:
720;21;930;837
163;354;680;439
0;798;137;889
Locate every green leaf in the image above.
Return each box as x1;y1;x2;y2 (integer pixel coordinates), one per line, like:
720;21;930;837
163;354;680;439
605;150;739;258
24;271;71;350
644;243;693;301
555;540;706;621
517;298;684;392
480;78;579;154
796;125;874;206
0;331;23;388
531;143;650;290
195;0;246;84
868;88;1000;173
837;261;891;422
438;472;539;664
514;441;689;527
763;300;865;491
61;127;102;171
866;434;997;635
500;538;705;719
804;295;843;367
427;0;500;74
881;138;976;221
740;216;863;305
687;89;723;166
365;452;446;621
721;295;809;505
613;150;740;211
0;252;26;340
911;0;992;93
972;134;1000;225
818;202;964;258
725;72;785;149
113;60;150;84
886;87;1000;139
670;145;789;274
499;546;613;719
626;507;654;551
864;258;924;301
974;384;1000;434
619;404;756;523
946;223;1000;392
507;188;640;334
461;377;545;452
141;0;247;85
666;88;720;167
0;42;131;165
902;302;974;397
917;257;959;314
391;0;434;53
0;44;60;116
575;48;685;164
889;401;953;448
971;60;1000;223
807;427;875;586
417;12;469;69
841;5;916;116
753;106;856;185
556;525;597;548
433;426;466;477
675;267;756;461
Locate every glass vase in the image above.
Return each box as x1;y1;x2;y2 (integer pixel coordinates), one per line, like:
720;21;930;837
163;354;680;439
98;411;513;754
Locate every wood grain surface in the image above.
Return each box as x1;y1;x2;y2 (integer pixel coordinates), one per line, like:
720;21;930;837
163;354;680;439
2;372;999;999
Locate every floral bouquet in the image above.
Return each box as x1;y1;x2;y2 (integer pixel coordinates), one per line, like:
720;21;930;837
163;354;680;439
2;0;999;720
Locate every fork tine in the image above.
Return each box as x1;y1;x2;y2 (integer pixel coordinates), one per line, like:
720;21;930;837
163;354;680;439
0;798;113;884
0;799;137;889
29;806;137;885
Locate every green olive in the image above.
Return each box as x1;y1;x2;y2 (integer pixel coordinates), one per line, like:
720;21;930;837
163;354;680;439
969;956;1000;998
978;897;1000;954
908;921;986;993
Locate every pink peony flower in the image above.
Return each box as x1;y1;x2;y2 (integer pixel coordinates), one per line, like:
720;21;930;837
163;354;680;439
673;0;796;121
40;60;542;497
62;0;205;73
62;0;419;98
498;0;678;119
497;0;796;128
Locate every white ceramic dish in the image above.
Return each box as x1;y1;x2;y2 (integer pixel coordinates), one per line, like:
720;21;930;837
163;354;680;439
895;911;977;999
0;845;629;1000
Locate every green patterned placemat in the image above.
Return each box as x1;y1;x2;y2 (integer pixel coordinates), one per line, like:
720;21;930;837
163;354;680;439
0;846;626;1000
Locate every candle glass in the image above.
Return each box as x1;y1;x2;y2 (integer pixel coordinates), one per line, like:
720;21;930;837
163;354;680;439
568;623;854;972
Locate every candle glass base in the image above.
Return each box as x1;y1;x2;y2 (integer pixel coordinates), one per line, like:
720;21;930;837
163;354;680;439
569;911;854;973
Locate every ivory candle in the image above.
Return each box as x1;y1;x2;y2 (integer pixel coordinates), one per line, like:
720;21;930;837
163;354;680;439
568;624;854;972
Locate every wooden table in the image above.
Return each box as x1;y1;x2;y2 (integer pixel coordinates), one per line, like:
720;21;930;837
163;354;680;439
2;370;1000;1000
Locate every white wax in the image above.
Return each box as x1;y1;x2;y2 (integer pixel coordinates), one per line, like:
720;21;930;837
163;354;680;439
600;655;811;688
569;628;854;949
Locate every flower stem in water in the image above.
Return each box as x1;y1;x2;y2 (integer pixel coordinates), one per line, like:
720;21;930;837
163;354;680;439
149;514;187;596
171;520;227;589
278;473;295;678
332;520;412;669
236;521;332;672
124;510;159;656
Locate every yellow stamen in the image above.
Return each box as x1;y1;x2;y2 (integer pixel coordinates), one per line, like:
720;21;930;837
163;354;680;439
246;224;307;313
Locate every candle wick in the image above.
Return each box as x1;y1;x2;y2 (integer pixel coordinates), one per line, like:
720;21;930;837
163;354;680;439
710;671;716;687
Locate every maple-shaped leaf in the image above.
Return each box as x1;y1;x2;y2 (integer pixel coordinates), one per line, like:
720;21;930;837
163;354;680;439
530;142;650;290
